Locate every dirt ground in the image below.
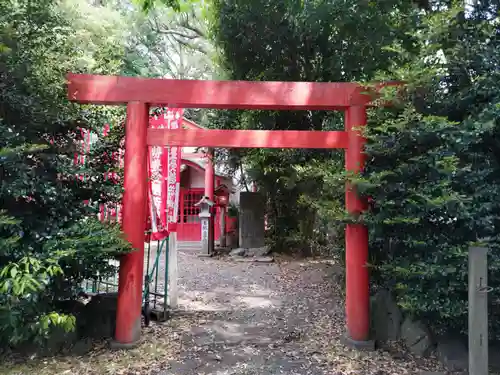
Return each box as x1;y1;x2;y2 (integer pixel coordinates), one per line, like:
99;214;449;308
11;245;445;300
157;248;449;375
3;246;452;375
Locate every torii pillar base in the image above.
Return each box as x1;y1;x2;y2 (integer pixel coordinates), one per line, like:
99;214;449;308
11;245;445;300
110;339;142;350
341;336;375;352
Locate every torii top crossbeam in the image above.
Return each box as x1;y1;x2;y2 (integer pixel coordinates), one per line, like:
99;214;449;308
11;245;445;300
67;73;384;110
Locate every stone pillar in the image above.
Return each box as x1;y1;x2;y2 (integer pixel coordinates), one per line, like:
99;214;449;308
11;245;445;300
469;246;488;375
204;149;215;255
200;211;211;255
239;192;265;248
196;196;214;256
168;232;178;309
219;206;227;247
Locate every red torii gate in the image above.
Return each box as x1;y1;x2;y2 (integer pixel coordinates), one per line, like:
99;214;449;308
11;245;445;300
67;73;385;349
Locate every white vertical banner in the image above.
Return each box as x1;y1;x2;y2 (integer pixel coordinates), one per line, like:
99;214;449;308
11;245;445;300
165;108;183;233
148;113;167;240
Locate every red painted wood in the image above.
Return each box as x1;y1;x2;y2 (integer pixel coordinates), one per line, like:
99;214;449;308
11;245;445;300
115;102;149;345
226;217;237;233
181;152;205;159
177;189;203;241
147;129;348;149
345;224;369;339
345;107;368;214
176;188;225;242
214;206;221;242
181;117;204;129
181;159;205;173
67;73;372;109
205;149;214;200
344;106;370;342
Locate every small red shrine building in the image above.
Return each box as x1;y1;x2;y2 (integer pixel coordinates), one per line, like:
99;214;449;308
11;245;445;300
91;116;237;244
178;118;237;244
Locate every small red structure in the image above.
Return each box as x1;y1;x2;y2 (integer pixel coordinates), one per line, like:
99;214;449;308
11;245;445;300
67;73;387;348
176;158;232;242
214;184;230;207
214;184;231;247
177;118;233;244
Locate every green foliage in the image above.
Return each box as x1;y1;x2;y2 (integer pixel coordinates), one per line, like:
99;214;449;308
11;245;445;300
135;0;181;12
135;0;207;13
118;0;214;124
0;211;129;347
47;218;132;298
227;203;239;218
362;3;500;337
0;0;132;348
208;0;419;255
123;1;213;80
0;253;73;346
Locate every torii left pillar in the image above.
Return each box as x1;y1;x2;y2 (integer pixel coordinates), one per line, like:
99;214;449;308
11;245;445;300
113;102;149;348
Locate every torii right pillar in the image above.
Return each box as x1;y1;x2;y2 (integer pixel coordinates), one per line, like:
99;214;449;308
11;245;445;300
344;105;373;350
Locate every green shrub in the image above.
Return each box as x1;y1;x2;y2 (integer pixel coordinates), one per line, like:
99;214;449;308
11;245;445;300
362;6;500;338
0;0;130;348
0;212;131;347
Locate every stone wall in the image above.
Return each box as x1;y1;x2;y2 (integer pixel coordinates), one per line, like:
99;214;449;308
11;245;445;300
371;289;475;373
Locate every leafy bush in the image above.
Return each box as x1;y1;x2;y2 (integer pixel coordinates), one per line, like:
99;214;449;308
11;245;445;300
0;0;131;348
362;6;500;338
46;218;133;299
0;251;74;346
0;215;131;347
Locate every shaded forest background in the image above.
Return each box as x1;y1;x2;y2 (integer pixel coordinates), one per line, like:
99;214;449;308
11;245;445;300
1;0;500;348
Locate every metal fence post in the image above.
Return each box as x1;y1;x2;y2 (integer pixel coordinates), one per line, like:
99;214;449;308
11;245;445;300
469;246;489;375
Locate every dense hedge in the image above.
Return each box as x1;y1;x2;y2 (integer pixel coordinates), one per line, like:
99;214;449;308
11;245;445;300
362;6;500;338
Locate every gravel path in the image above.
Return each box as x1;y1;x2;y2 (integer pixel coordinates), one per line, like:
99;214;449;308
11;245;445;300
157;247;448;375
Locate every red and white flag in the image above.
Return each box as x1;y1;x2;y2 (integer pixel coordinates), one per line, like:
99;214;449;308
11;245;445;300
165;108;183;233
148;108;183;240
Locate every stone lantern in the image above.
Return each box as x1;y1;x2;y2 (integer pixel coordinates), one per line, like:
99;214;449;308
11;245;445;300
195;195;215;255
